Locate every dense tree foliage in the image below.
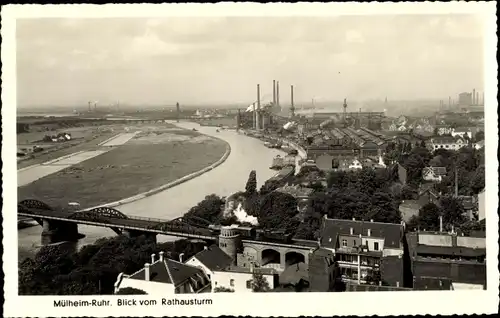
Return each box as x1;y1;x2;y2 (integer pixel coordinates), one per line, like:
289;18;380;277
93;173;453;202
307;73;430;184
407;203;441;231
183;194;225;224
296;167;402;239
252;272;271;292
250;191;300;231
19;236;205;295
245;170;257;195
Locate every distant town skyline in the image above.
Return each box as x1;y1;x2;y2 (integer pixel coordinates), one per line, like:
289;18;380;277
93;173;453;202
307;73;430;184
17;15;484;108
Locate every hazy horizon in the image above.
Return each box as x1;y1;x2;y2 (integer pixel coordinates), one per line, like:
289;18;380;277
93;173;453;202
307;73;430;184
17;15;484;108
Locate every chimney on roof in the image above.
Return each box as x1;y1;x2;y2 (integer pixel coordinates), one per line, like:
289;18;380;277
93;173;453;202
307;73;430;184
151;253;155;264
370;219;374;223
367;229;371;237
204;246;208;250
144;263;150;281
159;251;164;262
379;281;382;286
350;227;354;235
439;215;443;233
396;281;400;288
179;253;185;263
352;217;356;221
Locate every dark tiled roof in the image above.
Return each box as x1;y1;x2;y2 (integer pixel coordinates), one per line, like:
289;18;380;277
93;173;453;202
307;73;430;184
129;259;205;286
320;217;403;249
416;245;486;258
191;245;233;271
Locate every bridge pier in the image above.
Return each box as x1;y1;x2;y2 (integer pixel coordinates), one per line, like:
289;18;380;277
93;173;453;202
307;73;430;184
41;220;84;245
122;229;157;243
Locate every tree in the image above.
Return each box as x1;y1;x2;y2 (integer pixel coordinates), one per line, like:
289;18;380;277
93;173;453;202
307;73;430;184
183;194;225;224
439;196;466;229
252;272;271;292
116;287;147;295
469;166;485;194
245;170;257;195
417;203;441;231
474;130;484;142
213;287;234;293
256;191;299;230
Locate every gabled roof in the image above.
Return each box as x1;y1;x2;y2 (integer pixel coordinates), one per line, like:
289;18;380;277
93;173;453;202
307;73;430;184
129;258;205;286
423;166;447;176
320;217;403;249
190;245;233;271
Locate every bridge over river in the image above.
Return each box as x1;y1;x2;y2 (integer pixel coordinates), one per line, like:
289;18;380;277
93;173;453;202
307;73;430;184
18;199;318;265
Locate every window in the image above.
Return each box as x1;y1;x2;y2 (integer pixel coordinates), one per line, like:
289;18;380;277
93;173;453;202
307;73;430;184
246;280;253;289
374;242;379;251
342;239;347;247
230;279;235;287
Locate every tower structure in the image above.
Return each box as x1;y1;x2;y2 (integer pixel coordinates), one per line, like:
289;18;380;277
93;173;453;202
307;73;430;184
276;81;280;111
256;84;261;130
218;226;241;265
290;85;295;118
88;101;92;112
273;80;276;106
343;98;348;127
473;89;476;105
176;102;180;122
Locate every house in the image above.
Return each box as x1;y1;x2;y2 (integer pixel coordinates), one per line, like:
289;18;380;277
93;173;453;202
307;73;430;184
114;252;211;294
451;127;472;139
416;185;440;206
348;159;363;170
185;245;233;282
211;265;277;293
308;248;339;292
405;232;486;290
436;125;453;136
422;166;447;182
319;216;405;287
429;136;468;151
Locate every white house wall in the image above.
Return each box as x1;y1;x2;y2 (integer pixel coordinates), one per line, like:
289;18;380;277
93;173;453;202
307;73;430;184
212;271;275;293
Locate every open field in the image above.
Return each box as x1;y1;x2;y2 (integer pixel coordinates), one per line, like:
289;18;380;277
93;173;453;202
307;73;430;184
18;130;227;210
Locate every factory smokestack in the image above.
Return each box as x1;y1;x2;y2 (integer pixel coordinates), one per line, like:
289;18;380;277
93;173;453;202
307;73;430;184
256;84;261;130
476;91;479;106
290;85;295;118
276;81;280;110
482;92;485;106
472;89;476;105
448;96;451;108
236;109;241;132
273;80;276;106
88;101;91;112
176;102;180;122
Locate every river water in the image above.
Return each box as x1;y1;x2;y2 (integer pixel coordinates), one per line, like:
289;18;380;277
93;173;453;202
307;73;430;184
18;121;283;259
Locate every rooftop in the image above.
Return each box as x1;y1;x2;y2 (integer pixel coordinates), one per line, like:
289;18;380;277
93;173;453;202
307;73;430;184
128;258;205;286
189;245;233;272
320;217;403;249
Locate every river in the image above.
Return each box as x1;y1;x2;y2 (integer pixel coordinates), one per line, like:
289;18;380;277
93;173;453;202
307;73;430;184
18;121;283;259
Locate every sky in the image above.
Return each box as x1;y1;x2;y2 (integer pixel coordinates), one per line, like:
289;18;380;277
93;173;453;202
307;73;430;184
16;15;484;108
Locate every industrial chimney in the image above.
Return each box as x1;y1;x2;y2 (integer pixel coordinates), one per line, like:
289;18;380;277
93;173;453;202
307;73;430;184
290;85;295;118
88;101;92;112
273;80;276;106
476;91;479;106
176;102;180;122
473;89;476;105
256;84;261;130
276;81;280;110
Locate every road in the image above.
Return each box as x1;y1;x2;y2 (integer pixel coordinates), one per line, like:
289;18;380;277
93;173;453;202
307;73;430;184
18;121;283;256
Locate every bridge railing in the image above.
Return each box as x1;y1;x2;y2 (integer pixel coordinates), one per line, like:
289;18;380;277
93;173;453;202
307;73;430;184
125;214;172;224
